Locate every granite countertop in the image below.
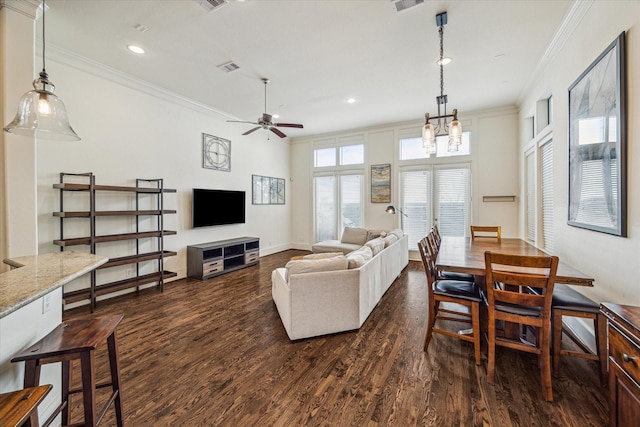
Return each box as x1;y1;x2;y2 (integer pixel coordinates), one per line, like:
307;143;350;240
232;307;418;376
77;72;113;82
0;251;108;318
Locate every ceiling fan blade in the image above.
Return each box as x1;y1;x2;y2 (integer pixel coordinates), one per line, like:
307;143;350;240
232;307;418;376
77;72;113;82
242;127;261;136
270;127;287;138
274;123;304;129
228;120;259;125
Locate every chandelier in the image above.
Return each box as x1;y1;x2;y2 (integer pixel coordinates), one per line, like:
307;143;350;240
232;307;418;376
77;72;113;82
422;11;461;154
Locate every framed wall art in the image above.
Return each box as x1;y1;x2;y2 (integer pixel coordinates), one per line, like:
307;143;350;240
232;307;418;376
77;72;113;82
568;32;626;236
371;164;391;203
252;175;285;205
203;133;231;171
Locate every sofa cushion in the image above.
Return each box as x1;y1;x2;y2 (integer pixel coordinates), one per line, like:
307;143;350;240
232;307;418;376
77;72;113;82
383;234;398;248
312;240;363;255
341;227;369;245
366;229;387;241
390;228;404;240
346;246;373;269
285;255;348;281
365;237;385;256
303;252;344;260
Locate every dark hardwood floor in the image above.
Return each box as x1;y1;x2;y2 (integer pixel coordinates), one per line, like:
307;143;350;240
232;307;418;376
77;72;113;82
64;250;608;426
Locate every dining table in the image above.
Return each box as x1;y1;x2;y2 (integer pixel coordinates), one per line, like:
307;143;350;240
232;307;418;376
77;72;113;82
435;236;594;286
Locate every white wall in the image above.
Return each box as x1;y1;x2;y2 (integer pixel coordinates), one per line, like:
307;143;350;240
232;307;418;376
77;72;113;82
35;49;292;304
289;107;520;255
518;0;640;306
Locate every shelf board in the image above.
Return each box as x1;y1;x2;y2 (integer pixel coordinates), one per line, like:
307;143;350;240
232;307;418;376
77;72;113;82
53;183;176;193
63;270;177;304
54;230;177;247
98;250;177;269
53;210;177;218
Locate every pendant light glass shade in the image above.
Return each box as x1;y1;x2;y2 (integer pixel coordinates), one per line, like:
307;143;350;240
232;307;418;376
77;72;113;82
447;119;462;152
421;122;436;154
3;0;80;141
3;71;80;141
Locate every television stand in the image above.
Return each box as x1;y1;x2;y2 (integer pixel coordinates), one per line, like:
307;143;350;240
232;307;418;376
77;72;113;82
187;237;259;280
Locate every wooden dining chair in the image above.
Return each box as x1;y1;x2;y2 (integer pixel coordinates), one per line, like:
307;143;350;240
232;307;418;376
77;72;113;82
470;225;501;241
484;251;558;401
419;235;481;365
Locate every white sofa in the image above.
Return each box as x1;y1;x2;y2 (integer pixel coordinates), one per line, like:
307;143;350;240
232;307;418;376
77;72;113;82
271;233;409;340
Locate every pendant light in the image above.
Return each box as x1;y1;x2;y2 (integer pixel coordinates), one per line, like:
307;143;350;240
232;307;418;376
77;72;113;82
421;11;460;154
3;0;80;141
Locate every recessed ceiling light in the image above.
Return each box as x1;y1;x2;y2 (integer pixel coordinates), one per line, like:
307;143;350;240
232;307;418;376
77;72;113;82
127;45;146;55
436;57;452;66
345;97;357;104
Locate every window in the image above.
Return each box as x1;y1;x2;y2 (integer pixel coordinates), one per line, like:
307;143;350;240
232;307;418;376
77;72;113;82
400;132;471;161
400;170;431;250
314;147;336;168
314;144;364;167
314;176;336;242
313;142;365;241
541;141;553;252
525;151;536;243
340;144;364;165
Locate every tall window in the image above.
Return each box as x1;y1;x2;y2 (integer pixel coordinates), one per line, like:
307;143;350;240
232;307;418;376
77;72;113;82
541;141;554;252
313;143;364;241
400;170;431;250
525;151;536;243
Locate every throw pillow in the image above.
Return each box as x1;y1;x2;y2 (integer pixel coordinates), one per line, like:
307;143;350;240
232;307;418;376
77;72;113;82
340;227;369;245
366;229;387;241
303;252;344;260
365;237;385;256
383;234;398;248
285;255;348;281
346;246;373;269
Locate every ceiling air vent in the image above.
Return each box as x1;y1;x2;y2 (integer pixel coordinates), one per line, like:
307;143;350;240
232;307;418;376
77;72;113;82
217;61;240;73
391;0;424;13
194;0;228;12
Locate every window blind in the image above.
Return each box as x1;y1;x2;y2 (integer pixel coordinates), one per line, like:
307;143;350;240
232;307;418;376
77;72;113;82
541;142;554;252
435;166;469;237
340;174;363;230
401;170;431;250
526;152;535;243
314;176;336;241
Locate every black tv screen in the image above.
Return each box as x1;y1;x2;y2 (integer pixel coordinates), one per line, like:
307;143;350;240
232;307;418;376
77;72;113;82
192;189;246;227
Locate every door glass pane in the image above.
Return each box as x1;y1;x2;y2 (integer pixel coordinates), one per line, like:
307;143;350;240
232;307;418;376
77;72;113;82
314;176;335;241
435;167;469;236
340;175;362;230
401;170;431;250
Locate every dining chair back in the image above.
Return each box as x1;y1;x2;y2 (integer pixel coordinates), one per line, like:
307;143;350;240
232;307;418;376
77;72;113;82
418;233;481;365
470;225;502;241
484;251;558;401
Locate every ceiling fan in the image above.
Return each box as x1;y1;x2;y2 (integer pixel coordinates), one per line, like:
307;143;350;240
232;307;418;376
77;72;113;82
228;78;303;138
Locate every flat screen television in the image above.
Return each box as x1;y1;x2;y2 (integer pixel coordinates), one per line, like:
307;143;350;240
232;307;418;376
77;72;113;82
192;188;246;227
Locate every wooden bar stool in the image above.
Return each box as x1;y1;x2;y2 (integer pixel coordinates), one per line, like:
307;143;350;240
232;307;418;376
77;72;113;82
11;315;124;427
0;385;52;427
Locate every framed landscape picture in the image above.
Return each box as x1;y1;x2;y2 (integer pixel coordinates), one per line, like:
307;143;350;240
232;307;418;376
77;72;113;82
371;164;391;203
567;32;627;236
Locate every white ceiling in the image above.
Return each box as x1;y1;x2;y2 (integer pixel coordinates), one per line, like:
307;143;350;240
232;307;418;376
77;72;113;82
43;0;573;138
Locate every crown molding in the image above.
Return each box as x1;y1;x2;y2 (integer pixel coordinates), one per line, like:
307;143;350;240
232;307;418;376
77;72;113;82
0;0;40;19
45;43;238;122
516;0;595;106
